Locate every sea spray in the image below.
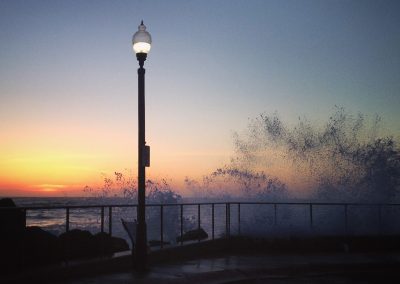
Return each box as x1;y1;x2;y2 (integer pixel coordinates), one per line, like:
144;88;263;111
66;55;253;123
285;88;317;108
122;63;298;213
17;107;400;243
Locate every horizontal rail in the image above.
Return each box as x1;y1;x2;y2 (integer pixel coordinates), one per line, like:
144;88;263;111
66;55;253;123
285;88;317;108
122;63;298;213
0;204;137;210
1;201;400;210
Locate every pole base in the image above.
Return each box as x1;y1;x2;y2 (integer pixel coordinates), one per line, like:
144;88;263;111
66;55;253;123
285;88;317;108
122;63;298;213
134;221;147;271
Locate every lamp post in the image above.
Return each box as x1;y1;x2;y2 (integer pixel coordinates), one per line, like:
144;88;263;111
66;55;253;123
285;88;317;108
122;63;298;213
132;20;151;271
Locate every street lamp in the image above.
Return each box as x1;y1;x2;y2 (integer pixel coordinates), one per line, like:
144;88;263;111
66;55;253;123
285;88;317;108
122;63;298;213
132;20;151;271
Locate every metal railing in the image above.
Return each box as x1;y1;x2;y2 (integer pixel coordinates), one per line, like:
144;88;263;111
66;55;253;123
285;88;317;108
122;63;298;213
2;201;400;246
2;200;400;273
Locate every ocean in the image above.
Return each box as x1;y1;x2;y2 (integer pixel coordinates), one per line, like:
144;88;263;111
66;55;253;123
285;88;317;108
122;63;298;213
12;197;234;247
11;197;400;249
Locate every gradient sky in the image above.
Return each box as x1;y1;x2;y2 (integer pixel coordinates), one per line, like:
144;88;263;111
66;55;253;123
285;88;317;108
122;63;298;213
1;0;399;196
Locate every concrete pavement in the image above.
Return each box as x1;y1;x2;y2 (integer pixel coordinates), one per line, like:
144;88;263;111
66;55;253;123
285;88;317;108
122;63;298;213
59;253;400;284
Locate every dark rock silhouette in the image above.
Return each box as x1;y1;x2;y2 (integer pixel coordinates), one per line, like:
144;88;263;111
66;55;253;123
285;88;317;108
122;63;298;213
59;229;94;258
0;198;26;273
176;228;208;242
148;240;170;247
59;229;129;259
0;198;25;235
93;232;130;255
24;226;62;264
1;198;130;274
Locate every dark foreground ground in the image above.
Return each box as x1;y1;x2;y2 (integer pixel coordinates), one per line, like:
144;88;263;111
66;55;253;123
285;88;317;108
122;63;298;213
61;254;400;284
4;236;400;283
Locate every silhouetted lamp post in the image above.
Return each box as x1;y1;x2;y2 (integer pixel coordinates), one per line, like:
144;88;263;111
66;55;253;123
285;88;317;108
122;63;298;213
132;20;151;271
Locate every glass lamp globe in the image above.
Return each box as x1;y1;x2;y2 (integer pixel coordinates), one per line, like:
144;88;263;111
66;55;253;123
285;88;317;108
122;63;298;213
132;21;152;54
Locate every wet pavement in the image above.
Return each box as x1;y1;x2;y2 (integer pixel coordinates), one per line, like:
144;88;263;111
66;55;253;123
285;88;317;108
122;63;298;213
60;253;400;284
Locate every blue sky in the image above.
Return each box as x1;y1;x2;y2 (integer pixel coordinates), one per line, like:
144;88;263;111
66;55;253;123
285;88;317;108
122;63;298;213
0;0;399;195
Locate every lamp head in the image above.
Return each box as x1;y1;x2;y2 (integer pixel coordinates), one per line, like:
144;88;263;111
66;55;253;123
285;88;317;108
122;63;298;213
132;21;152;54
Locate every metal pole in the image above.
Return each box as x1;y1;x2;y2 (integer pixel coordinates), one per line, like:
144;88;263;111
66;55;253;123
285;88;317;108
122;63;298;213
66;208;70;232
160;205;164;248
23;209;27;228
101;206;104;233
228;203;231;237
198;204;201;242
226;203;230;238
65;207;70;265
344;204;348;235
378;205;382;235
109;207;112;236
135;53;147;271
21;209;27;268
212;204;215;240
238;203;241;236
225;204;228;237
180;204;183;246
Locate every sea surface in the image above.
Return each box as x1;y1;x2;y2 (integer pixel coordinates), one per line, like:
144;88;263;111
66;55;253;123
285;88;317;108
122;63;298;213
13;197;234;247
11;197;400;249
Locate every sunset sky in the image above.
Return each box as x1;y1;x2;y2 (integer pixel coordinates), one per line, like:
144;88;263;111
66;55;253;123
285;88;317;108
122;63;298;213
1;0;399;196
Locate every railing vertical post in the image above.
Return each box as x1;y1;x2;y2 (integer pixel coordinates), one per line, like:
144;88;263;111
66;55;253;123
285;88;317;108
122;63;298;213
180;204;183;246
378;205;382;235
109;207;112;236
66;208;70;232
23;209;27;228
160;205;164;248
309;204;313;230
274;204;277;226
344;204;348;235
225;203;228;237
21;209;27;268
226;203;230;238
228;203;231;237
238;203;241;236
65;207;70;265
101;206;104;233
198;204;201;242
212;203;215;240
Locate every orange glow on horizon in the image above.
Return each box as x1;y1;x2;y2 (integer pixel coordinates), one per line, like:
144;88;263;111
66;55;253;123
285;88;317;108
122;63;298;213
0;145;232;197
1;129;317;198
0;146;318;197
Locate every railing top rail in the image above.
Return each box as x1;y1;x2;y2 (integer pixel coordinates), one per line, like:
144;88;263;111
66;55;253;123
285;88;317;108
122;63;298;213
1;201;400;211
239;202;400;206
0;204;137;210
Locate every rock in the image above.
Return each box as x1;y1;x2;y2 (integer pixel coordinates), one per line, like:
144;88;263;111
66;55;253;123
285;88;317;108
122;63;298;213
59;229;129;259
24;226;61;265
176;228;208;243
0;198;26;273
0;198;25;235
110;235;130;252
93;232;129;255
148;240;171;247
59;229;96;258
93;232;111;255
